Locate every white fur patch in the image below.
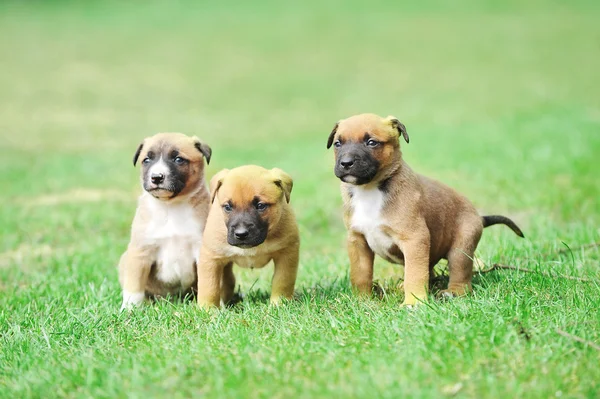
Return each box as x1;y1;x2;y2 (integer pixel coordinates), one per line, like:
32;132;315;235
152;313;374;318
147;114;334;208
223;245;272;269
143;195;204;290
145;197;204;240
350;187;402;263
147;157;169;178
223;245;260;258
121;291;145;310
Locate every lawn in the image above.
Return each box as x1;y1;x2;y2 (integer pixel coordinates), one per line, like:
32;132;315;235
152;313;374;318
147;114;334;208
1;1;599;398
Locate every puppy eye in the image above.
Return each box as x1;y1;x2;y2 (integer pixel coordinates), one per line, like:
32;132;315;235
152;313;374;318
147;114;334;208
142;158;151;164
334;140;342;148
222;203;233;213
174;156;186;165
255;202;268;212
366;139;379;147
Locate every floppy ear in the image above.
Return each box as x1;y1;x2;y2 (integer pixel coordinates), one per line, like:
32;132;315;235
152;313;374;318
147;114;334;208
271;168;293;203
133;141;144;166
209;169;229;204
193;137;212;165
386;116;409;144
326;121;340;149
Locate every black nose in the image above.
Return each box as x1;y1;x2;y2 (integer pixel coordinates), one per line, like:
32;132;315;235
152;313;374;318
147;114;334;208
234;228;249;240
340;157;355;169
151;173;165;184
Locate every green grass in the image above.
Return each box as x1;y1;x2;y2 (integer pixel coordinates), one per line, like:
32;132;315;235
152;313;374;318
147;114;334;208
1;1;599;398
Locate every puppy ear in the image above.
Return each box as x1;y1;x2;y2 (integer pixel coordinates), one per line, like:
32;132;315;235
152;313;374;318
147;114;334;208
133;141;144;166
326;121;340;149
271;168;293;203
209;169;229;204
193;137;212;165
386;116;409;144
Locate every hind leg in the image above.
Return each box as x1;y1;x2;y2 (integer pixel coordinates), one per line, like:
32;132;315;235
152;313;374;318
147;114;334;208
441;220;482;297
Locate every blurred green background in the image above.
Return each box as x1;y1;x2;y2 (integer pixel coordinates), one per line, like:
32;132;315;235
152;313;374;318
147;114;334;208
1;1;598;398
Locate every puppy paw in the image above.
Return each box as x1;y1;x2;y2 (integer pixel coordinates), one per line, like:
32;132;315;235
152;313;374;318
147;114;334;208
372;281;385;299
438;285;471;299
401;293;427;307
223;292;244;308
120;291;145;311
197;297;221;310
269;295;293;306
437;290;456;300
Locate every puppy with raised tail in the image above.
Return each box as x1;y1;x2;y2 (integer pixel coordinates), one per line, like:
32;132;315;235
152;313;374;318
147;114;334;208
119;133;212;309
327;113;524;306
196;165;300;308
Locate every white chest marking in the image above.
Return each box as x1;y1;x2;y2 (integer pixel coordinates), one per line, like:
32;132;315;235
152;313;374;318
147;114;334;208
144;196;204;290
221;245;273;269
350;187;402;263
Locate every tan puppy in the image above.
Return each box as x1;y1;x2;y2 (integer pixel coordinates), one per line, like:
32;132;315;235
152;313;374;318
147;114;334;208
196;165;299;308
327;113;524;306
118;133;212;309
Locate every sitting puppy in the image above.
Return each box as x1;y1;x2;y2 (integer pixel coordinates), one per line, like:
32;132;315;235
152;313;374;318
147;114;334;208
327;113;524;306
118;132;212;309
196;165;299;308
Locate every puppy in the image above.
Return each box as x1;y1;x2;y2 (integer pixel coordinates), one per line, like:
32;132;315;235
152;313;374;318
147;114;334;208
196;165;299;308
118;133;212;309
327;113;524;305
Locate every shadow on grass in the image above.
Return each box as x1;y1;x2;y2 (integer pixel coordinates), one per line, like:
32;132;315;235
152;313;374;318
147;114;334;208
228;277;354;309
147;277;354;310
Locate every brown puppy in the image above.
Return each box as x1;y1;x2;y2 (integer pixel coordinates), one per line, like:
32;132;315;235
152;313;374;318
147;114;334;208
327;113;524;306
196;165;299;308
118;133;212;309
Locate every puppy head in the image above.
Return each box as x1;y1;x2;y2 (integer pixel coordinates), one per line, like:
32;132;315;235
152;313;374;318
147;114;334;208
210;165;293;248
326;113;408;185
133;133;212;201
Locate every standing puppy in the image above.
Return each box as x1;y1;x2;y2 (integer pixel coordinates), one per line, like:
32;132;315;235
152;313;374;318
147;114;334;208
119;133;212;309
327;113;524;306
197;165;299;308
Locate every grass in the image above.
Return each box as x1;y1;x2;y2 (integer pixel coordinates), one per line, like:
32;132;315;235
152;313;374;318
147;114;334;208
1;1;599;398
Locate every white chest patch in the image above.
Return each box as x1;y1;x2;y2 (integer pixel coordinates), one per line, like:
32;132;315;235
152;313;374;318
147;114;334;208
222;245;273;269
350;187;402;263
144;196;204;290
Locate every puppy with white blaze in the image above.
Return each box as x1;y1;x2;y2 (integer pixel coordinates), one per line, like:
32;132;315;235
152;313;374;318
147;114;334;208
118;132;212;309
327;113;524;306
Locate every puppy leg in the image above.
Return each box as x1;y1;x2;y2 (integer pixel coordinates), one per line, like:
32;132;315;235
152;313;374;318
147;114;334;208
197;249;225;309
220;262;236;305
348;232;375;296
118;247;152;310
270;243;300;304
442;222;482;297
401;234;431;306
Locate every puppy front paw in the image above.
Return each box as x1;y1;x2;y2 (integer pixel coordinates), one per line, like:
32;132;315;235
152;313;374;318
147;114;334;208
438;284;471;299
120;291;145;311
401;292;427;307
269;294;293;306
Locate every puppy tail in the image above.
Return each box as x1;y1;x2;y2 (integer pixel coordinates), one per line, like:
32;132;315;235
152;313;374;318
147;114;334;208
482;215;525;238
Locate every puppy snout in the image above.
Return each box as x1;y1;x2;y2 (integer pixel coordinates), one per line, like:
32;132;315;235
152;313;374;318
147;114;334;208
234;227;250;240
151;173;165;184
339;156;355;169
227;218;267;248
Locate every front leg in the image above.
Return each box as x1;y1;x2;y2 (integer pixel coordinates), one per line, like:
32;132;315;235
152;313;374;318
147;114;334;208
220;262;236;305
270;243;300;304
348;231;375;296
400;232;431;306
118;246;152;310
197;248;226;309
